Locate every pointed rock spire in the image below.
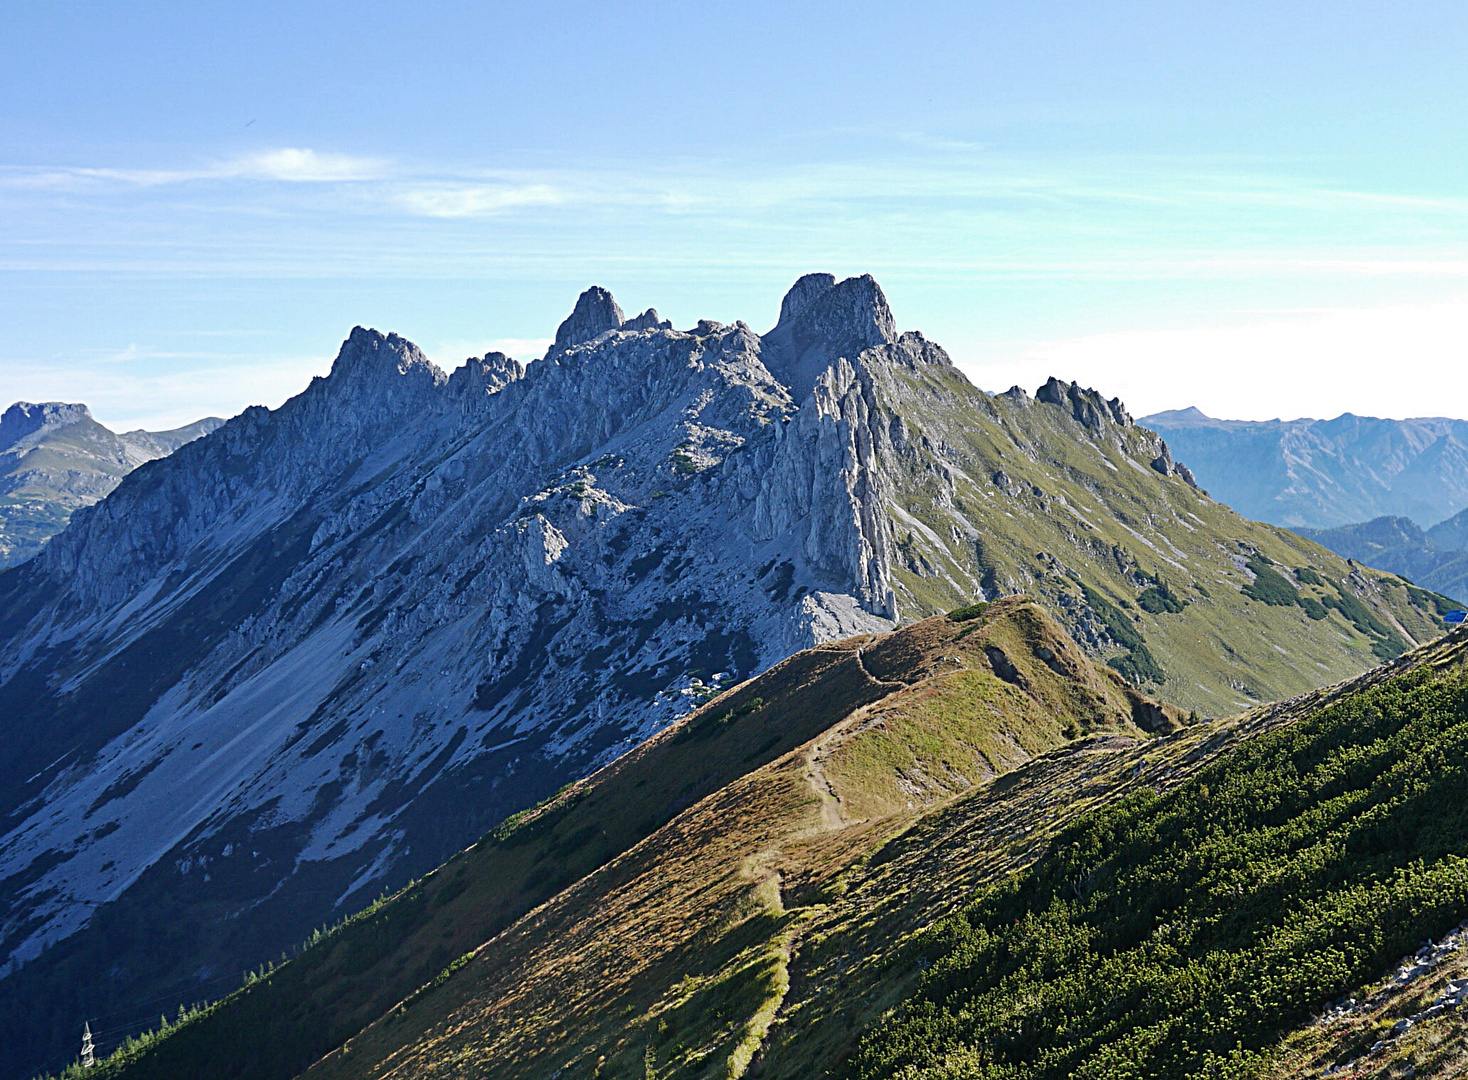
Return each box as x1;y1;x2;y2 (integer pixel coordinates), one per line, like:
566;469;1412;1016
760;273;900;398
552;287;626;354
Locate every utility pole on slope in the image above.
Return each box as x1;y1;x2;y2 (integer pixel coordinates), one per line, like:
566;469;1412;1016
80;1021;95;1069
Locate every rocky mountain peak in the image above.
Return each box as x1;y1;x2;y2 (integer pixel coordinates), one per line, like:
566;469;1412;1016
1036;376;1133;432
0;402;94;451
331;326;445;382
772;272;896;351
319;328;449;420
552;286;626;353
761;273;900;399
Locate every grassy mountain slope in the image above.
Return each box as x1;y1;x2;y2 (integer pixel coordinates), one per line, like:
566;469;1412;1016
85;611;1468;1080
308;621;1468;1080
88;598;1173;1080
861;367;1453;715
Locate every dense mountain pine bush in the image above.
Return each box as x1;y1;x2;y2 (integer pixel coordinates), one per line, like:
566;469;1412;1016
857;661;1468;1080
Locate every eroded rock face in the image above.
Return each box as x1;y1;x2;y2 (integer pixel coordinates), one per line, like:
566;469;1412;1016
0;275;1207;1078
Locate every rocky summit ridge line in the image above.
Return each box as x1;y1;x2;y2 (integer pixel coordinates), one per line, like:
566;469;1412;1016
0;275;1451;1079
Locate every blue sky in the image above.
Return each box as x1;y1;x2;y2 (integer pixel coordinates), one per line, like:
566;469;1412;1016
2;1;1466;429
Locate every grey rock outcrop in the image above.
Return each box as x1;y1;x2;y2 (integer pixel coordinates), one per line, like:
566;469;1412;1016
1037;376;1132;432
622;307;672;333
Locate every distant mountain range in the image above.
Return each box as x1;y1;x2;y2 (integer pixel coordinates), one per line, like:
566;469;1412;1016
0;276;1452;1079
0;402;221;568
1296;511;1468;605
1141;407;1468;531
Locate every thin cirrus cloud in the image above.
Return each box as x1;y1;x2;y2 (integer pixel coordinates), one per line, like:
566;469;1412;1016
0;148;387;191
395;183;561;218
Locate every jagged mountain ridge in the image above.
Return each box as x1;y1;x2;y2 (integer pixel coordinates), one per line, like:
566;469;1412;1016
0;275;1451;1079
1142;406;1468;530
0;402;221;568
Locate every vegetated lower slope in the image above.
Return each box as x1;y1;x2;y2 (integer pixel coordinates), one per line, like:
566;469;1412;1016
108;616;1468;1080
87;598;1178;1080
1141;406;1468;530
2;275;1452;1080
1263;919;1468;1079
853;631;1468;1080
324;624;1465;1080
1298;515;1468;607
0;402;220;567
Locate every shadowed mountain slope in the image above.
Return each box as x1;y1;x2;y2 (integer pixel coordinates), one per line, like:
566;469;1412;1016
0;277;1452;1079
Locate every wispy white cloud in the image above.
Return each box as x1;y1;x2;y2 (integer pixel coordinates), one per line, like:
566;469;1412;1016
395;183;560;218
0;148;386;190
223;148;386;183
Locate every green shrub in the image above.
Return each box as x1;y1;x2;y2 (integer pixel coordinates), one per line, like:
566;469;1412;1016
1298;596;1328;621
857;664;1468;1080
1137;582;1186;615
1241;555;1299;607
947;602;990;623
